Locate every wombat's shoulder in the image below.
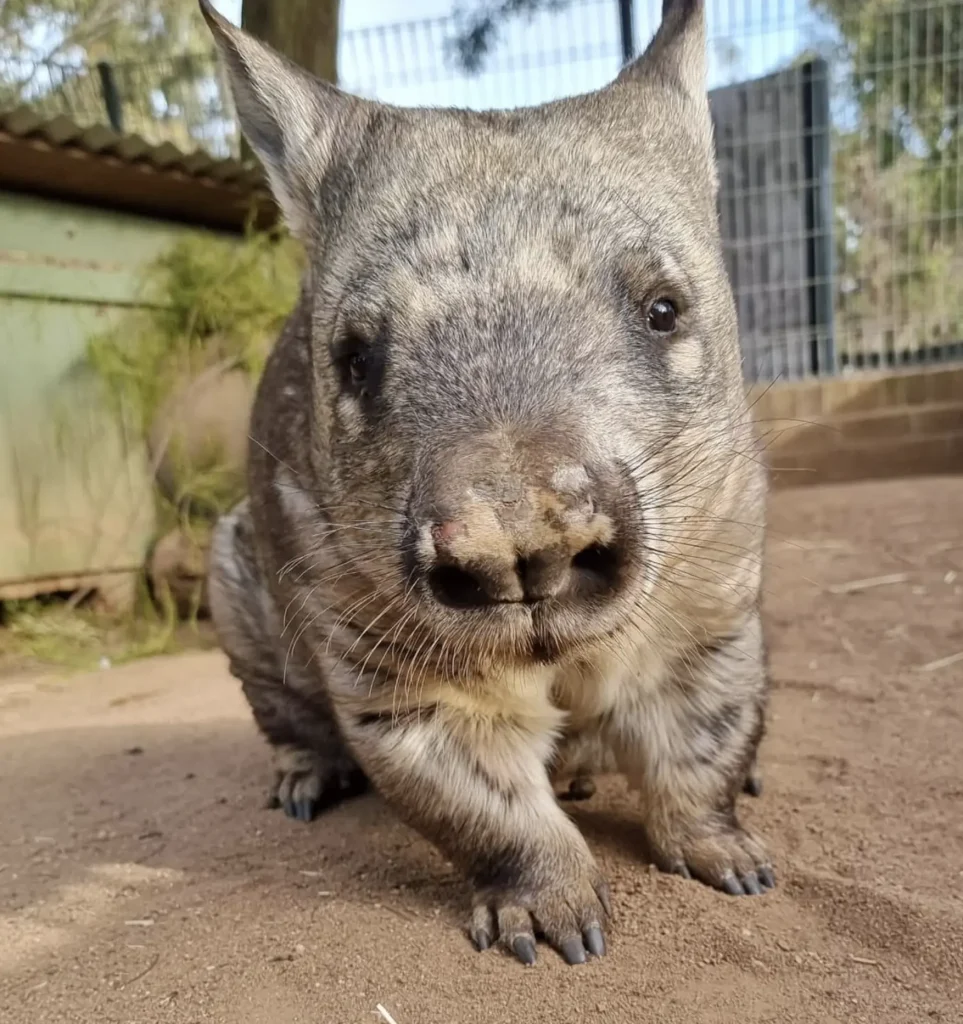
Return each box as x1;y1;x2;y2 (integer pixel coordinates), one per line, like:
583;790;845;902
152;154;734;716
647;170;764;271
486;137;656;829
249;292;313;470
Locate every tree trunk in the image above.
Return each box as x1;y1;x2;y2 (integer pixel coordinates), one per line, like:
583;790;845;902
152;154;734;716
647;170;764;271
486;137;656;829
241;0;341;83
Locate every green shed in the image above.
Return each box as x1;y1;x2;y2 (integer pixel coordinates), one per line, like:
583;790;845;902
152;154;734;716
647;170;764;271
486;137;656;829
0;107;273;606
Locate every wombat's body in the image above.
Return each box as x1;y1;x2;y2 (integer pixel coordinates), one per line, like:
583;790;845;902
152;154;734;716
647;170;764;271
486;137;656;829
202;0;773;966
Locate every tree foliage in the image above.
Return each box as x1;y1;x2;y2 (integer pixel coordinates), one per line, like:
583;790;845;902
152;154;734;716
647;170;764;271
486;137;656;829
0;0;200;66
814;0;963;163
447;0;570;73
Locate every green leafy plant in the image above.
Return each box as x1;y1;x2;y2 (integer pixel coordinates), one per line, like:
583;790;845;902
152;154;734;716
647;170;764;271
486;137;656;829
87;224;301;441
87;221;300;522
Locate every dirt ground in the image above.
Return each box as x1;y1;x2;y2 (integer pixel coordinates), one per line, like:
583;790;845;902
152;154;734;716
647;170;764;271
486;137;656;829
1;476;961;1024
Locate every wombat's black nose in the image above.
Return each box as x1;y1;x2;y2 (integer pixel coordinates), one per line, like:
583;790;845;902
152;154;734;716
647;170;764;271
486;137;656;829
425;530;620;609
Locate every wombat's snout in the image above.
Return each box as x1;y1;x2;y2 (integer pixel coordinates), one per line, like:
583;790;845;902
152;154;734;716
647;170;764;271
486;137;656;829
408;436;625;611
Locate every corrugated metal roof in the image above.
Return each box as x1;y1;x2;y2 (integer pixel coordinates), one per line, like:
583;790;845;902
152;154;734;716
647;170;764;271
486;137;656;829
0;106;264;189
0;106;275;231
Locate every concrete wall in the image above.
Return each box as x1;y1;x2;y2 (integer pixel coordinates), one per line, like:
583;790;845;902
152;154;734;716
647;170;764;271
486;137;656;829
749;365;963;488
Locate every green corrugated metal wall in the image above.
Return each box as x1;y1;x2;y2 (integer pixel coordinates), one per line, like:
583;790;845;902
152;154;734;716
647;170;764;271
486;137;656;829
0;191;213;598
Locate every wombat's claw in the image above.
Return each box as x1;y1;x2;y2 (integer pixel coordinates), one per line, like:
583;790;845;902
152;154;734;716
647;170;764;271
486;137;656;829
282;798;316;823
583;925;606;957
743;773;763;797
470;868;610;966
559;775;597;801
271;764;367;824
655;824;775;897
713;864;775;897
513;936;538;966
722;870;762;896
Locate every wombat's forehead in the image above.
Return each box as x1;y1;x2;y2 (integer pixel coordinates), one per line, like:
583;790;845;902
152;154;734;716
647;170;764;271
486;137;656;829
392;197;586;272
343;173;622;295
350;123;608;238
336;206;606;337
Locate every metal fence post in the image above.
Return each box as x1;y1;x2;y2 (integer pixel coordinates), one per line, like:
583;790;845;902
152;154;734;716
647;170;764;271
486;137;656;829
802;57;835;377
96;61;124;133
618;0;635;64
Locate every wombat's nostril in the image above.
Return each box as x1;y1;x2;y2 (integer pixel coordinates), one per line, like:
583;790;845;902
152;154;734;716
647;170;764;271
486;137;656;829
427;564;495;609
571;542;620;593
425;541;620;609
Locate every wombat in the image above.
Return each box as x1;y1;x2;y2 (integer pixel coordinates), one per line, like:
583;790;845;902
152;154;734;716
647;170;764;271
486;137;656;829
201;0;773;967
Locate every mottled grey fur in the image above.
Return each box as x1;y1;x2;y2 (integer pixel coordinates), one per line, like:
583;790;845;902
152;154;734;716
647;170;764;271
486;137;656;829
201;0;773;967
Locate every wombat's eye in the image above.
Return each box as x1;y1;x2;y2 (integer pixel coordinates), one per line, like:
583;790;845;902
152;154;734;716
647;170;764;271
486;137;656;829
647;298;678;334
347;353;368;388
333;333;372;397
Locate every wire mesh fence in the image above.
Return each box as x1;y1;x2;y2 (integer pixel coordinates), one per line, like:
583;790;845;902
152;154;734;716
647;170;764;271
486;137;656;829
1;0;961;383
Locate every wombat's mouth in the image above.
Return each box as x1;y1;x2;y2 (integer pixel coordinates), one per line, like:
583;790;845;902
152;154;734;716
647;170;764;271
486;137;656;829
395;542;639;669
526;618;625;665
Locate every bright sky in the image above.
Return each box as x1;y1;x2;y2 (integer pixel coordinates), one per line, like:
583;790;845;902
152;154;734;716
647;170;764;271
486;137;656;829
210;0;825;110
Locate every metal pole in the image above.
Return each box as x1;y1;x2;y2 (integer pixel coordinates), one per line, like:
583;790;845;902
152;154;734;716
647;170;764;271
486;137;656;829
618;0;635;64
96;61;124;133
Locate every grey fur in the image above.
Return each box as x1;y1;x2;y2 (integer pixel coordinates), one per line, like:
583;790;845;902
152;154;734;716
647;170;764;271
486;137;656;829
200;0;773;967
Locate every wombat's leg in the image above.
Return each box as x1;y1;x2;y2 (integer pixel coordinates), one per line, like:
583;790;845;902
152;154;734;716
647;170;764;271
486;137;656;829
336;702;610;966
208;503;367;822
610;613;774;896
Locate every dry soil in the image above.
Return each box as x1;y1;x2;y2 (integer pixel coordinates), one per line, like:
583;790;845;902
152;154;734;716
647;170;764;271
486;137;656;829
1;477;962;1024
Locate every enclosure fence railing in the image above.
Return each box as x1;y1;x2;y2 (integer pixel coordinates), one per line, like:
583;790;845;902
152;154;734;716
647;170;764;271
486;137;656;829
2;0;961;384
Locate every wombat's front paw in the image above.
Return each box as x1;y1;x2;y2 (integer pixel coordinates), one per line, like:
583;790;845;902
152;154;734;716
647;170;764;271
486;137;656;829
266;747;367;822
469;863;611;966
651;821;775;896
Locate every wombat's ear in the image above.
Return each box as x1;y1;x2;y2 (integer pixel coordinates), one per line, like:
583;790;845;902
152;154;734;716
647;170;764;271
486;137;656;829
611;1;714;183
199;0;362;241
617;0;707;99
